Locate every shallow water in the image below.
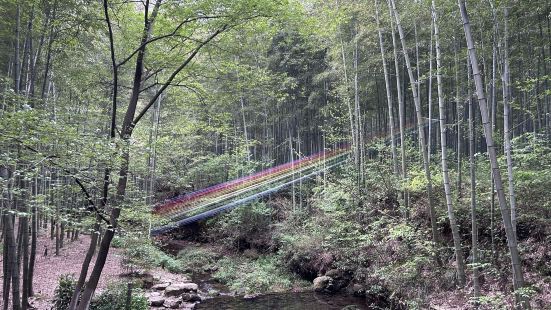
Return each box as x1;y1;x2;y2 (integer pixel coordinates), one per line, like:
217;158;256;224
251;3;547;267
196;292;371;310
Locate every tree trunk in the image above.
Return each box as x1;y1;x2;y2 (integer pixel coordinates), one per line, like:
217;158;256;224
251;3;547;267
68;221;100;310
456;41;463;199
428;17;434;163
7;212;20;310
387;0;409;213
467;56;481;303
457;1;528;308
14;4;21;93
390;0;440;243
76;2;161;307
375;0;398;175
432;3;466;286
501;6;518;239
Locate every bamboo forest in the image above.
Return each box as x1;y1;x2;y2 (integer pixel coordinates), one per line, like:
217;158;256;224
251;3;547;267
0;0;550;309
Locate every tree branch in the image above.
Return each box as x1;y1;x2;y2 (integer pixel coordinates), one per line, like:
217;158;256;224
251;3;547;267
0;134;111;225
131;25;228;128
116;15;228;68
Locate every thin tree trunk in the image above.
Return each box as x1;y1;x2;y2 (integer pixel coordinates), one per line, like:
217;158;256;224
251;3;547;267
14;4;21;93
68;221;100;310
375;0;398;175
428;17;434;163
41;0;58;99
76;2;161;307
501;6;518;239
339;32;357;163
2;213;13;310
390;0;440;243
353;37;364;184
387;0;409;213
457;1;528;308
7;212;20;310
468;56;481;303
432;3;466;286
455;40;463;199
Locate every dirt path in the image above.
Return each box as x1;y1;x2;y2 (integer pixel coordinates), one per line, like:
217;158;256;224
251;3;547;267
0;231;125;309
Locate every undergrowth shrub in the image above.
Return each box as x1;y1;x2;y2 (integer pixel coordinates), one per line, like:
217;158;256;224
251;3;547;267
206;201;274;251
212;255;308;294
91;282;148;310
118;235;184;274
53;274;76;310
176;246;220;273
275;226;332;280
52;276;147;310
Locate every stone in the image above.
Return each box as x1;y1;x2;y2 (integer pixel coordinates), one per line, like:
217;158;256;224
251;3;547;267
350;284;365;297
165;283;199;296
313;276;333;292
141;273;155;289
206;289;220;297
163;297;182;309
149;296;165;307
152;282;171;290
324;269;341;278
179;276;192;283
244;293;260;299
181;302;196;309
324;269;351;290
203;265;219;272
181;293;201;302
145;291;161;298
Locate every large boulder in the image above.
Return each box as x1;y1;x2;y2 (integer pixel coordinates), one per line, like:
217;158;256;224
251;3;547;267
163;296;182;309
152;282;171;290
181;292;202;302
325;269;351;290
347;283;366;297
148;296;165;307
165;283;199;296
313;276;333;292
181;302;196;310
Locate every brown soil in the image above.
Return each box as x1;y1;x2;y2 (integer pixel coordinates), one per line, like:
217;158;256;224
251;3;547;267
1;230;124;309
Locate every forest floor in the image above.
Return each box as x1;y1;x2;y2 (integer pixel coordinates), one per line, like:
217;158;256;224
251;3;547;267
0;229;190;310
0;230;123;309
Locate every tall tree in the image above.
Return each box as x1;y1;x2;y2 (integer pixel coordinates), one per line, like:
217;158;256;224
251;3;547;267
386;0;409;213
389;0;440;243
432;1;466;286
501;6;518;239
375;0;398;175
457;1;528;307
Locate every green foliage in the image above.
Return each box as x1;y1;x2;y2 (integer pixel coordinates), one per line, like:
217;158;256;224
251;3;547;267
206;201;274;250
176;246;220;273
212;255;308;294
471;294;507;309
53;275;148;310
52;274;76;310
90;282;148;310
275;223;331;279
118;235;184;274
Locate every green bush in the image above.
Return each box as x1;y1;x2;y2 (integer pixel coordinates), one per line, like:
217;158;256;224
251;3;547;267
91;282;148;310
52;274;76;310
212;255;308;294
118;235;184;273
176;246;219;273
52;275;148;310
206;201;274;251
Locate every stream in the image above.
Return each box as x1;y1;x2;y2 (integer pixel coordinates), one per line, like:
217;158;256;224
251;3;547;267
191;272;371;310
164;240;374;309
196;292;371;310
